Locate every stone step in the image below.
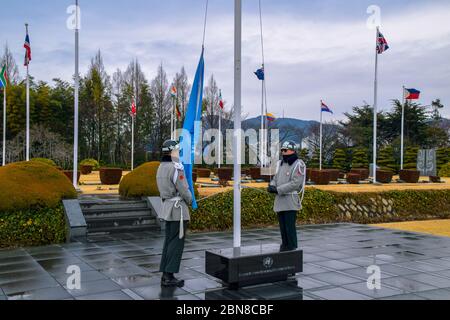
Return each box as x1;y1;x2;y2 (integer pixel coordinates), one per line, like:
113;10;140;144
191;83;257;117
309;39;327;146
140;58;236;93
80;201;148;211
82;207;151;217
86;215;157;232
87;224;158;236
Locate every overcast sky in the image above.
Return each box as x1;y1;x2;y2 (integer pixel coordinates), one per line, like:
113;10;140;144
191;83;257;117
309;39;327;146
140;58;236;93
1;0;450;121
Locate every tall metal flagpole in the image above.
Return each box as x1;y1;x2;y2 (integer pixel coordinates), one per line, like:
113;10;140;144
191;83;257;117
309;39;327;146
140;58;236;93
2;63;6;166
25;23;30;161
400;85;406;170
233;0;242;249
73;2;79;189
218;105;222;169
171;94;175;140
132;60;137;171
260;76;264;167
373;27;379;184
319;102;323;171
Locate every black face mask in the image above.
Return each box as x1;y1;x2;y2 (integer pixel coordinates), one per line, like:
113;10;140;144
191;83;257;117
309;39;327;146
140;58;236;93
282;153;298;166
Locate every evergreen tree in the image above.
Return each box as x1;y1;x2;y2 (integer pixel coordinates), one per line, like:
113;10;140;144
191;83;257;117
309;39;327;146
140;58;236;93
351;148;369;169
333;148;348;172
378;146;397;173
404;146;419;170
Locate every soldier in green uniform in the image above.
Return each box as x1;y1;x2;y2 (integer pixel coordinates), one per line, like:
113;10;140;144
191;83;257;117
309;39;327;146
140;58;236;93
157;140;193;287
268;141;306;252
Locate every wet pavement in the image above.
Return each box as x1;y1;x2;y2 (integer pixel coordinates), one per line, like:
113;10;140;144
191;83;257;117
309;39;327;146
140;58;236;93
2;223;450;300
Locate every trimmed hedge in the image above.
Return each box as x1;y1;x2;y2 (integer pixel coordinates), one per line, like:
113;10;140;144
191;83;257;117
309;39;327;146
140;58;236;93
0;162;77;212
191;188;450;231
80;159;100;170
0;204;66;248
439;163;450;178
0;162;77;248
119;162;160;198
30;158;57;167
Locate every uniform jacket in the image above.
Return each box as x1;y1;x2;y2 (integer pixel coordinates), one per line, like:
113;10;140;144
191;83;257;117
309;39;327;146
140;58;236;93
157;158;193;222
270;155;306;213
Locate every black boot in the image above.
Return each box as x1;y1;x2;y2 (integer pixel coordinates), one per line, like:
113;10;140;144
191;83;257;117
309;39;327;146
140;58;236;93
161;273;185;288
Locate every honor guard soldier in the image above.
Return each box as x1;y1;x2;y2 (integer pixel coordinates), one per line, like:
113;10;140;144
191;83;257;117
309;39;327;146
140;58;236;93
157;140;193;287
268;141;307;252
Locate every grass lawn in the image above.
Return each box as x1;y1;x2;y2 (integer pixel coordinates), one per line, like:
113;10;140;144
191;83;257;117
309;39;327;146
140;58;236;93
373;220;450;238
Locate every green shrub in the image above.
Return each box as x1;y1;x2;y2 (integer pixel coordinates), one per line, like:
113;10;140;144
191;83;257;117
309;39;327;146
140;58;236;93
80;159;100;170
30;158;57;167
437;148;450;173
439;163;450;177
0;162;77;212
0;204;66;248
191;188;450;231
351;148;369;169
119;162;160;198
404;147;419;170
378;146;398;173
332;148;349;172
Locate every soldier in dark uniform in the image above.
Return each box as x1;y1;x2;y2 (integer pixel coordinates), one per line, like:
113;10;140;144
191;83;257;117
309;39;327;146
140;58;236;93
157;140;193;287
268;141;306;252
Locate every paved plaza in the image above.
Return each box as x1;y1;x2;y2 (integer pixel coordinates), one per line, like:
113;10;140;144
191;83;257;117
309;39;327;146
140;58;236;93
2;223;450;300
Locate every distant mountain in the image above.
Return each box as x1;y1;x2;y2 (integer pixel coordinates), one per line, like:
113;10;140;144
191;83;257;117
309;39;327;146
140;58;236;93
242;116;319;143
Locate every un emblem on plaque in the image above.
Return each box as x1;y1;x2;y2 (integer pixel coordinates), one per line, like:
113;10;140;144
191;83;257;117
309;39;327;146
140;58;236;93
263;257;274;269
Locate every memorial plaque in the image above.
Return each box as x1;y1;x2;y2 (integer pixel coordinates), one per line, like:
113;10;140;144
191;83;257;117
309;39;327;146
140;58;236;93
205;244;303;289
417;149;437;176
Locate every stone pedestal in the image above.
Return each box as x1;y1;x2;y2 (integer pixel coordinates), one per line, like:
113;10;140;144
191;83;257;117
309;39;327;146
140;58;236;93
205;244;303;289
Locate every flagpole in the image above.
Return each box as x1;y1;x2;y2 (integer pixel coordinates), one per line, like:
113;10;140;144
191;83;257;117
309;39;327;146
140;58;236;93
2;68;6;167
400;85;406;171
320;102;323;171
25;23;30;162
73;2;80;189
218;106;222;169
132;60;137;171
373;27;379;184
260;76;264;168
171;95;175;140
233;0;242;249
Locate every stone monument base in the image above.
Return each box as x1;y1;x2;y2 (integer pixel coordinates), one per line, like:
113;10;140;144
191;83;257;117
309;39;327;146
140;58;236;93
205;244;303;289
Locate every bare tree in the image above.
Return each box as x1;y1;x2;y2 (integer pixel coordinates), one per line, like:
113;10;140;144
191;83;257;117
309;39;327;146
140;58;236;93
1;44;20;84
171;67;191;125
150;63;171;154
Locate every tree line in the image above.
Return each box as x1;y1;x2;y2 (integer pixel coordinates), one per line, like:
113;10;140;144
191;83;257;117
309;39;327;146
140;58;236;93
0;46;230;168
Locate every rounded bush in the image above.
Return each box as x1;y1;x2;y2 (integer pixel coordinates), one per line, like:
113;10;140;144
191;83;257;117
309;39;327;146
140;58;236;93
80;159;100;171
0;161;77;212
119;162;160;198
439;163;450;177
100;168;123;185
30;158;57;167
